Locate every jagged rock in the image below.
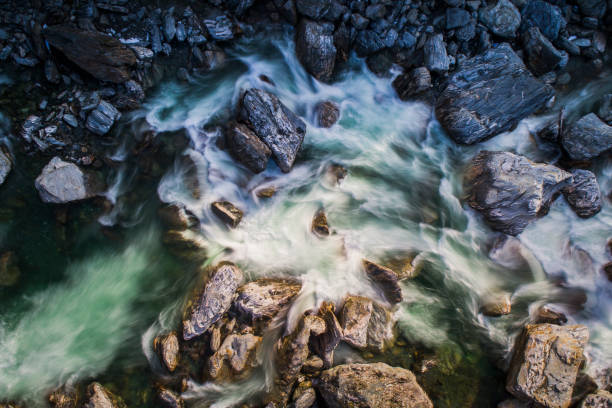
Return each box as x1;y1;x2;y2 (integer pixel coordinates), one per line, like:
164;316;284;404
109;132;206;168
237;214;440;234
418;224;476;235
480;292;512;316
48;387;77;408
580;390;612;407
207;333;262;380
86;100;121;136
83;382;125;408
316;363;433;408
561;113;612;161
521;0;566;41
424;34;450;73
506;324;589;408
226;122;271;173
158;204;199;230
153;331;179;372
234;278;302;323
522;26;568;76
314;101;340;128
311;301;343;367
162;229;208;261
479;0;521;38
163;13;176;42
562;169;602;218
0;148;11;187
362;260;402;304
44;25;136;83
35;157;100;204
436;44;554;145
211;201;243;228
183;262;244;340
157;387;184;408
296;19;336;82
340;295;394;352
464;151;572;235
392;67;432;101
311;210;330;237
240;89;307;173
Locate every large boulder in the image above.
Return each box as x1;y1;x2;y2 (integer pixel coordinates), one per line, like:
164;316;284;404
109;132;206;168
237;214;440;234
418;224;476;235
316;363;433;408
436;44;553;145
340;295;394;352
234;278;302;323
562;169;602;218
479;0;521;38
35;157;100;203
561;113;612;161
206;333;262;381
182;262;244;340
83;383;125;408
506;324;589;408
239;89;307;173
44;25;136;83
522;26;567;76
226;122;271;173
296;19;336;82
464;151;572;235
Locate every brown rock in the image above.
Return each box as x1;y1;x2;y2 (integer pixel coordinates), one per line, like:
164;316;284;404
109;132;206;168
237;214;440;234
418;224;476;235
535;305;568;325
311;301;343;367
340;295;394;352
157;387;184;408
162;229;208;261
480;292;512;317
0;251;20;287
48;387;77;408
211;201;243;228
234;278;302;324
83;382;125;408
154;331;180;372
362;260;402;304
311;210;330;237
158;204;198;230
206;333;262;381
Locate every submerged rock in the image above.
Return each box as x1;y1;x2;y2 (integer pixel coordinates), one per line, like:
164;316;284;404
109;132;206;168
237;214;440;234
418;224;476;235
296;19;336;83
561;113;612;161
0;148;11;187
183;262;244;340
314;101;340;128
464;151;572;235
83;383;125;408
562;169;602;218
226;122;271;173
157;387;184;408
580;390;612;407
35;157;99;204
436;44;553;145
0;251;19;287
316;363;433;408
162;229;208;261
158;204;199;230
363;260;402;304
340;295;394;352
211;201;243;228
153;331;179;372
480;292;512;316
234;278;302;323
207;333;262;380
240;89;307;173
478;0;521;38
506;324;589;408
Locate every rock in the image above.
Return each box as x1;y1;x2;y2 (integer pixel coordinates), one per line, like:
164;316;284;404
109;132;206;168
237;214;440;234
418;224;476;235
164;13;176;42
480;292;512;316
464;151;572;235
561;113;612;161
162;229;208;261
226;122;271;173
534;305;568;325
296;19;336;83
240;89;307;173
562;169;602;218
522;26;567;76
211;201;243;228
48;387;77;408
83;382;125;408
0;148;11;187
63;114;78;128
311;301;343;367
392;67;433;101
204;16;234;41
293;387;316;408
424;34;450;73
226;0;257;15
506;324;589;408
86;100;121;136
340;295;394;352
296;0;332;19
35;157;99;204
183;262;244;340
153;331;179;372
314;101;340;128
436;44;554;145
157;387;184;408
446;8;471;29
158;204;199;230
21;115;42;142
311;210;330;237
303;355;325;374
234;278;302;323
207;333;262;380
577;0;607;18
44;25;136;83
479;0;521;38
597;94;612;125
316;363;433;408
355;30;386;57
572;374;599;406
580;390;612;407
521;0;566;41
604;262;612;282
362;260;402;304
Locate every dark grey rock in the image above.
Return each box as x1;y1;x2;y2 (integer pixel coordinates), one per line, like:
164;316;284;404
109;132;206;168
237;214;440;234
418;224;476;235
240;89;307;173
392;66;432;101
424;34;450;73
296;19;336;82
522;26;568;76
455;20;477;41
21;115;42;142
561;113;612;161
44;60;61;84
314;101;340;127
227;122;271;173
225;0;257;15
521;0;566;41
365;4;386;19
464;151;572;235
63;114;78;128
479;0;521;38
435;44;554;144
354;30;386;56
296;0;332;19
0;148;11;187
176;22;186;42
350;13;369;29
597;94;612;125
563;169;602;218
398;31;417;49
211;201;243;228
86;100;120;136
446;8;471;29
204;16;234;41
577;0;607;18
35;157;99;204
164;13;176;42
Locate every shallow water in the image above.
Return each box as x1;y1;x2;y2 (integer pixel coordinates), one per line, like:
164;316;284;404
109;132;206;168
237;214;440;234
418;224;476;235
1;32;611;406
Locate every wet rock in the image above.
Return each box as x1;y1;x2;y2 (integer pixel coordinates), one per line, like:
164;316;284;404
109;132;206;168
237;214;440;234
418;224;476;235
162;229;208;261
211;201;243;228
234;278;302;323
183;262;244;340
562;169;602;218
226;122;271;174
340;295;394;352
44;25;136;83
85;100;121;136
21;115;42;142
83;382;125;408
506;324;589;407
158;204;199;230
0;148;11;187
392;67;433;101
314;101;340;128
207;333;262;380
311;209;330;237
225;0;257;15
577;0;607;18
293;387;316;408
464;151;572;235
521;0;566;41
480;292;512;316
446;8;471;29
296;0;333;20
164;13;176;42
153;331;179;372
424;34;450;73
35;157;99;204
316;363;433;408
436;44;554;145
296;19;336;83
204;16;234;41
311;301;343;367
534;305;568;325
240;89;307;173
580;390;612;407
479;0;521;38
561;113;612;161
157;387;184;408
489;234;540;272
362;260;402;304
48;387;77;408
522;26;568;76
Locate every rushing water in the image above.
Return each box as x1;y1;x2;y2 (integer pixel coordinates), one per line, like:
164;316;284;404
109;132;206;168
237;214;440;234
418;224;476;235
0;32;611;407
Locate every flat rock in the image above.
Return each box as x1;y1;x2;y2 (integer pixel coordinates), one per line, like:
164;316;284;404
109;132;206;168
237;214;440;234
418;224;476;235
561;113;612;161
44;25;136;83
296;19;336;83
226;122;271;173
580;390;612;407
206;333;262;381
563;169;602;218
464;151;572;235
506;324;589;408
182;262;244;340
234;278;302;323
479;0;521;38
436;44;554;145
153;331;179;372
240;89;307;173
316;363;433;408
340;295;394;352
211;201;243;228
314;101;340;128
86;100;121;136
35;157;99;204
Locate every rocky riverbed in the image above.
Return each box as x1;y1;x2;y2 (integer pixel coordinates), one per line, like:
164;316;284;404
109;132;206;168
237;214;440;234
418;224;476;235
0;0;611;407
